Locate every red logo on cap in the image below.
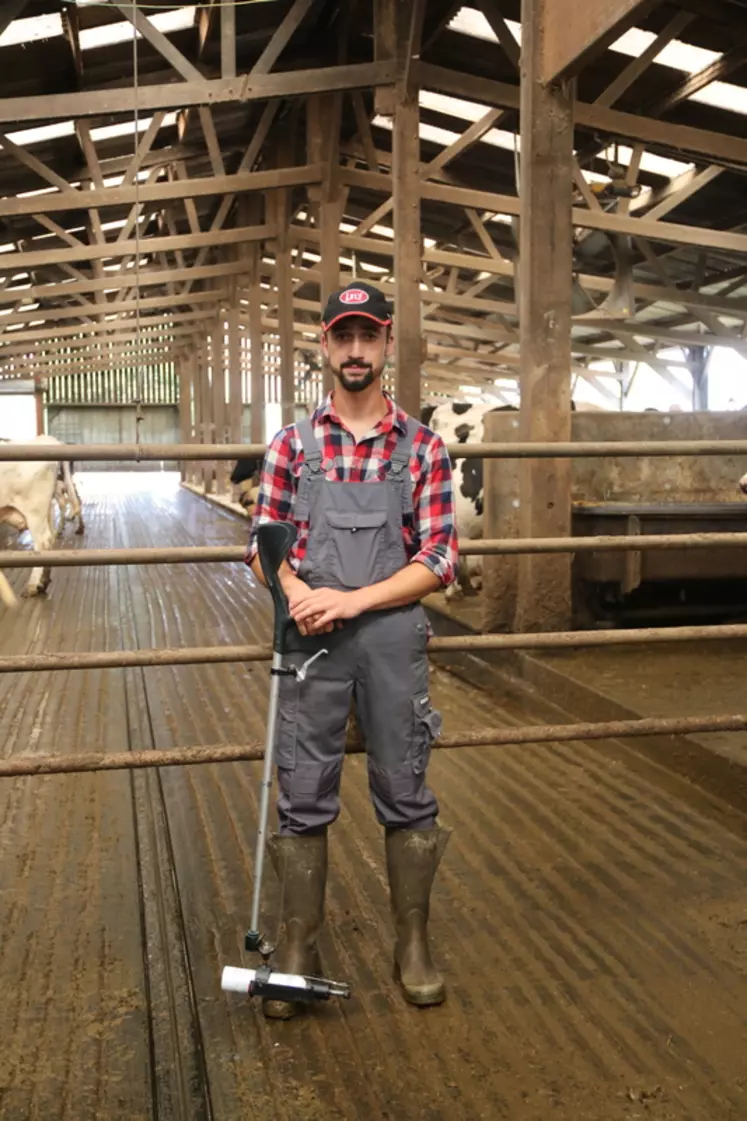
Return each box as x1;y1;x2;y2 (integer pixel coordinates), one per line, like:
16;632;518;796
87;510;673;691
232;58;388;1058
339;288;369;305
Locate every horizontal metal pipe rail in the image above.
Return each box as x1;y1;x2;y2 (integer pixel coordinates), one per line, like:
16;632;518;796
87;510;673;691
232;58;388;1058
2;711;746;778
3;439;747;461
3;530;747;571
2;622;747;675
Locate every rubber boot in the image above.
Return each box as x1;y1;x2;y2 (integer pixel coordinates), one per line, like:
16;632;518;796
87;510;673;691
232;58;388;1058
385;824;451;1006
262;831;328;1021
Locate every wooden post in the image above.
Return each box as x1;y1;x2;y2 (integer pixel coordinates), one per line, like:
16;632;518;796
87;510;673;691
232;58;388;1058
176;353;190;482
200;338;214;493
514;0;574;633
269;131;297;427
227;276;242;450
307;94;342;395
249;281;265;443
33;376;45;435
691;346;709;411
213;309;228;494
393;95;422;418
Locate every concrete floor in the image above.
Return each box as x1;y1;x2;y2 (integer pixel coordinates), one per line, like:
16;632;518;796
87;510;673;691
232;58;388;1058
0;473;745;1121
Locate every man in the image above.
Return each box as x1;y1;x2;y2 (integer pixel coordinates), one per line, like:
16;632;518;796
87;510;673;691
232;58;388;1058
246;280;458;1019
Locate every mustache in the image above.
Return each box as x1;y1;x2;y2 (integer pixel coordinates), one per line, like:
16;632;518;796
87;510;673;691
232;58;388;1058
340;360;373;373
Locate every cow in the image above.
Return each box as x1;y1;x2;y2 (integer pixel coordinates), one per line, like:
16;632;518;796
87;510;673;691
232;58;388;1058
739;472;747;495
55;460;85;535
421;400;516;599
230;456;262;513
0;435;78;608
421;397;608;597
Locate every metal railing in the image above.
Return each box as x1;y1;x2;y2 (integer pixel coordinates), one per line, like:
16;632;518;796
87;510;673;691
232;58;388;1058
1;435;746;777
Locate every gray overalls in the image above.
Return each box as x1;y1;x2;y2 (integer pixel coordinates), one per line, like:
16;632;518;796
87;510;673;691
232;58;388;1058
275;417;442;834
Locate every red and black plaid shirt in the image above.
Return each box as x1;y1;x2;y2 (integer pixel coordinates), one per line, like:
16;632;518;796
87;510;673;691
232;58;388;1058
246;392;458;586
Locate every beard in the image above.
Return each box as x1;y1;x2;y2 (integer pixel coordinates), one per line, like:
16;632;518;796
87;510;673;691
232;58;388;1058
333;359;382;393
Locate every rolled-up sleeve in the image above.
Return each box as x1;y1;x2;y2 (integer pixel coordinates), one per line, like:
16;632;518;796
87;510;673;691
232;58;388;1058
245;428;297;567
410;433;459;587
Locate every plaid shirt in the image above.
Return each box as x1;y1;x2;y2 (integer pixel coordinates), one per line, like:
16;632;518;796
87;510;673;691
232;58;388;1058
246;392;458;587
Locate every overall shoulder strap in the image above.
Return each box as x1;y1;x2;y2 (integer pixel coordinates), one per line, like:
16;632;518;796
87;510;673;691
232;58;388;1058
388;416;419;517
293;418;324;521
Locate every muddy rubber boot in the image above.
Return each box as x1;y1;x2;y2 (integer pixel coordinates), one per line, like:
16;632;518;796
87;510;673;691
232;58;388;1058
262;831;328;1021
385;824;451;1006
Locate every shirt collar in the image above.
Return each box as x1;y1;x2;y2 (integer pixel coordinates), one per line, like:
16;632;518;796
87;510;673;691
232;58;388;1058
316;390;408;437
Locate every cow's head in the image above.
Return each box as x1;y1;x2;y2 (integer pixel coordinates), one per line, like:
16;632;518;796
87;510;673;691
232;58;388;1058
739;472;747;496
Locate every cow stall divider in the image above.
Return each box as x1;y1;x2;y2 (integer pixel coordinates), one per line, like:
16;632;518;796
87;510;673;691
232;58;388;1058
2;436;747;778
3;435;747;1006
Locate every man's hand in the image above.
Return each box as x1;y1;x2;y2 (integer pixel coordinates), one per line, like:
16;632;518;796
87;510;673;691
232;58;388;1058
290;587;366;630
281;573;336;635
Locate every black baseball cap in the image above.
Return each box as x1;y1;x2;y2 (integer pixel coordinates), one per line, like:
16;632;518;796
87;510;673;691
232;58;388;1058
321;281;393;331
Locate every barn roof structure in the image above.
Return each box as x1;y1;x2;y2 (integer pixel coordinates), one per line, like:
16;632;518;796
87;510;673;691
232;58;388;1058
1;0;747;411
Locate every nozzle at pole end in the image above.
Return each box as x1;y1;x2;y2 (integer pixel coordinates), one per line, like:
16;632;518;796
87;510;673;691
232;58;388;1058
245;929;262;952
222;966;254;994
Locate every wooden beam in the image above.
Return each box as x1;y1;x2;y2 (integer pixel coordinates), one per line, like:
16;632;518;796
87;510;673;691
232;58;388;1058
594;10;696;108
0;259;252;305
540;0;651;84
393;94;422;417
0;134;71;192
182;100;279;295
0;224;276;274
476;0;521;69
342;166;747;255
648;47;746;118
111;1;204;82
0;310;214;347
221;0;236;80
515;0;574;632
415;62;747;168
0;62;399;125
644;165;724;221
198;107;226;177
250;0;315;76
0;289;225;329
374;0;398;117
351;92;380;171
423;107;507;177
0;165;322;220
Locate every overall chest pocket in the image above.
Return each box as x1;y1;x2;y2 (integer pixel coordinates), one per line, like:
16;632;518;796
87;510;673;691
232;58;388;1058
323;509;391;588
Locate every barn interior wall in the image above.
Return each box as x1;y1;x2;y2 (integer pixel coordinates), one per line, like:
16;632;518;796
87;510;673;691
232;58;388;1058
482;410;747;632
47;406;179;470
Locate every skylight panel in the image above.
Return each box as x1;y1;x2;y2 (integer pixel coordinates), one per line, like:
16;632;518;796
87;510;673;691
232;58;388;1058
6;121;76;147
602;143;693;179
448;7;721;76
91;111;177;142
689;81;747;116
611;28;721;74
0;13;64;49
79;6;197;51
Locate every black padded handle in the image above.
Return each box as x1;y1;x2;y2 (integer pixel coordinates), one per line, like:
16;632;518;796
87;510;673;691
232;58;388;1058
256;522;329;656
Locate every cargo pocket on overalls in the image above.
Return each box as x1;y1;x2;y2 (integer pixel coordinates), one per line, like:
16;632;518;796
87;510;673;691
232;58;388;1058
274;675;301;771
410;692;443;773
325;509;389;587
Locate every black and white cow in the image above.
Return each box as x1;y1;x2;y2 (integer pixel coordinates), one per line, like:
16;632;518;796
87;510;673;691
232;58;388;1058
421;401;516;598
230;456;262;512
739;471;747;495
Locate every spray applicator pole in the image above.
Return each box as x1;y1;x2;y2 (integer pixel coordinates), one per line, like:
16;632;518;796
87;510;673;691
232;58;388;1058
220;521;351;1006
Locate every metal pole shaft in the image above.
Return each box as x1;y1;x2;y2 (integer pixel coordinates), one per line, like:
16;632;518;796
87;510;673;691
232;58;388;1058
248;652;282;937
